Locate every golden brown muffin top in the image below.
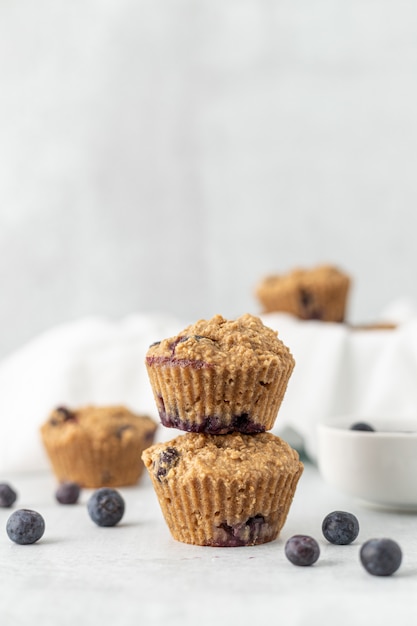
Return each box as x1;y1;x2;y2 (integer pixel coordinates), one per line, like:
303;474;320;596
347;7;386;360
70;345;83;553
41;404;157;445
146;313;294;370
257;264;350;292
142;432;302;483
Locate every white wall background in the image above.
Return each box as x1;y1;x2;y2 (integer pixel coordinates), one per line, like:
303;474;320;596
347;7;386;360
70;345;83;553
1;0;417;359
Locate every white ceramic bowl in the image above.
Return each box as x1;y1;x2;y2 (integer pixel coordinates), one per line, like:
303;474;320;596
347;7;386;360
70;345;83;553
317;416;417;510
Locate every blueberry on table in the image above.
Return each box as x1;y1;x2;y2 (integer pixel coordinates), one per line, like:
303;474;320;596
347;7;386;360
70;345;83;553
322;511;360;545
55;481;81;504
360;538;402;576
0;483;17;507
350;422;375;432
87;488;125;527
6;509;45;544
285;535;320;566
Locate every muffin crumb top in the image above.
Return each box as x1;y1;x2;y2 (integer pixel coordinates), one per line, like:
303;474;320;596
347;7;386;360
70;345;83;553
146;313;294;370
143;432;302;483
41;405;157;444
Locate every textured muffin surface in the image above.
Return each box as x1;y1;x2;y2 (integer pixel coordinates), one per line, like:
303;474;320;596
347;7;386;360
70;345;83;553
145;314;295;434
41;405;158;487
142;432;303;547
256;264;350;322
147;313;292;369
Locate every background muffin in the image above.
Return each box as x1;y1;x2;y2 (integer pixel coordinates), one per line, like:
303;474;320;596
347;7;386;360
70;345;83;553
255;265;351;322
40;405;157;488
145;313;295;434
142;431;303;547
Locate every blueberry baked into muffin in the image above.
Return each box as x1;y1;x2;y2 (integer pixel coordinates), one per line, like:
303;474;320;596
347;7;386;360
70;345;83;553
40;405;157;488
145;313;295;434
255;265;351;322
142;432;303;547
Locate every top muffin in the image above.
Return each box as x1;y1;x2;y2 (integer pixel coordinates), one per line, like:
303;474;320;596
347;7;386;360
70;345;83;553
145;313;295;434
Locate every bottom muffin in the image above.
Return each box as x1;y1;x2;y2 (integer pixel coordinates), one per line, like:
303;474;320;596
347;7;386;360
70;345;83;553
142;432;303;547
40;405;158;488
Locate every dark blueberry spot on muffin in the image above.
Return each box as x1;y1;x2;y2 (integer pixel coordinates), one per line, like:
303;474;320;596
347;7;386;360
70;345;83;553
144;430;155;442
100;470;113;486
167;335;212;355
300;288;313;309
156;394;166;416
115;424;134;439
56;406;74;419
192;335;214;342
309;309;323;320
159;411;264;434
216;515;266;547
149;341;161;348
233;414;252;431
50;405;77;425
205;416;223;433
168;336;187;354
155;447;180;481
299;289;323;320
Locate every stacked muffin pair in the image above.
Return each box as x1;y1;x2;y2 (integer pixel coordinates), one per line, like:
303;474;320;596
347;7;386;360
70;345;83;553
142;313;303;547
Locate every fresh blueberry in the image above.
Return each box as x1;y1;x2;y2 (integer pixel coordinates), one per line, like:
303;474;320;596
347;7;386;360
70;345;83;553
285;535;320;566
350;422;375;432
6;509;45;544
87;488;125;527
360;538;402;576
115;424;133;439
0;483;17;507
322;510;360;545
55;481;81;505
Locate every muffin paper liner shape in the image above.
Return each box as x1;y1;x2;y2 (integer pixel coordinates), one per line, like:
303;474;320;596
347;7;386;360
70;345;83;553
146;357;294;434
43;435;154;488
256;265;351;322
143;453;303;546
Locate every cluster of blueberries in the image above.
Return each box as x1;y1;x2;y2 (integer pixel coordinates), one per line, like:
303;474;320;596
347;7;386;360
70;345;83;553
285;510;402;577
0;482;125;545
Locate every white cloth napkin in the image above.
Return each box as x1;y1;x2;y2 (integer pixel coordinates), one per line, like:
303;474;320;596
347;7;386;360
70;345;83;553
263;299;417;460
0;302;416;473
0;313;186;474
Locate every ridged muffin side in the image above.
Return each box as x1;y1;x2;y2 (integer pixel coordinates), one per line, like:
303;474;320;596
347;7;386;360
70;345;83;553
142;432;303;547
41;405;158;488
145;314;295;434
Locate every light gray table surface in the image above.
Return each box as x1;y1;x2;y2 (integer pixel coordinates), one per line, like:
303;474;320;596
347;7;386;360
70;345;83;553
0;461;416;626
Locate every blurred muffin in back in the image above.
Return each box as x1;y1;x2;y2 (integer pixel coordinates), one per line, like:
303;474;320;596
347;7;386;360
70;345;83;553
255;264;351;322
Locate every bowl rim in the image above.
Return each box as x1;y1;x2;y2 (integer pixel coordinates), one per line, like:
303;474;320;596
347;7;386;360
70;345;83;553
317;415;417;438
